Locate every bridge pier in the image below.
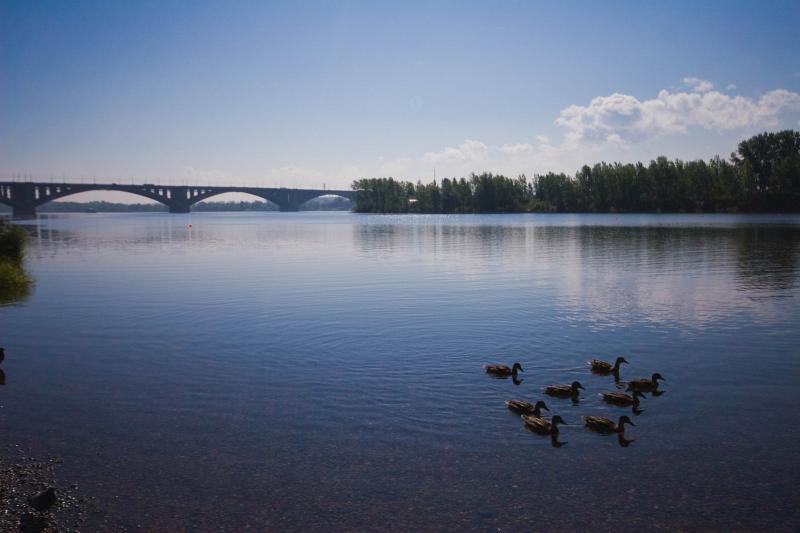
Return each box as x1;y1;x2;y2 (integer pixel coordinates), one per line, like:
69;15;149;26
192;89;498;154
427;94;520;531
9;183;38;219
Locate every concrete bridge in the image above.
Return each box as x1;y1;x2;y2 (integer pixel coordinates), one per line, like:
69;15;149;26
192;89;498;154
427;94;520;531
0;181;354;218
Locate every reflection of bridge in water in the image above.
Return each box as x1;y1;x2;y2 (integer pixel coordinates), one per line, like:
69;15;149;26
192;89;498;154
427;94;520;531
0;181;355;218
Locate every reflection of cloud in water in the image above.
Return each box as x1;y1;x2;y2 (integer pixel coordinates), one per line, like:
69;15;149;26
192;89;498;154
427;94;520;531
23;213;800;330
553;226;800;329
353;219;800;330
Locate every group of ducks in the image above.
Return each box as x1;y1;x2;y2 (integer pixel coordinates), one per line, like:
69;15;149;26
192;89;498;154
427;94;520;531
484;356;665;447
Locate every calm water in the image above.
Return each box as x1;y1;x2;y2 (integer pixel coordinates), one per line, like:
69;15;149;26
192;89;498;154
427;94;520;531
2;212;799;531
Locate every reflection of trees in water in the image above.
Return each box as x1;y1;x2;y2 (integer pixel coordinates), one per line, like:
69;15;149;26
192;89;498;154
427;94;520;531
565;225;800;294
355;221;800;288
354;221;531;261
352;219;800;325
733;226;800;292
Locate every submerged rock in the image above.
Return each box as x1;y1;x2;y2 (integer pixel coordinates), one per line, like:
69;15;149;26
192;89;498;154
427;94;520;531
28;487;57;512
19;512;48;533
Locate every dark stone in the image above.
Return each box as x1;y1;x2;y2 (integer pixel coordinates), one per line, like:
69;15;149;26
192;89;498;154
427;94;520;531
27;487;56;512
18;512;48;533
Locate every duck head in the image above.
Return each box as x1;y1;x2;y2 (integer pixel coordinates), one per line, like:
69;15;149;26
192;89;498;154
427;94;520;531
615;356;629;366
551;415;567;427
571;381;585;393
512;362;523;373
652;372;665;382
535;400;549;412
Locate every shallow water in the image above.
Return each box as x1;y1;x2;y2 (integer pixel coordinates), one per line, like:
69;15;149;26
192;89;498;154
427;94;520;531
1;212;799;531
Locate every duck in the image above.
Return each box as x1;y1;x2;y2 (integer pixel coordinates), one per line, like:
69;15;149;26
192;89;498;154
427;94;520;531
484;362;523;378
522;414;567;435
505;399;549;417
625;373;665;392
600;390;645;407
583;415;635;434
544;381;584;398
590;356;627;374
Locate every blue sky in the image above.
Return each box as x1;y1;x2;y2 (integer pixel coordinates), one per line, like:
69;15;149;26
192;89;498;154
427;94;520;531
1;0;799;195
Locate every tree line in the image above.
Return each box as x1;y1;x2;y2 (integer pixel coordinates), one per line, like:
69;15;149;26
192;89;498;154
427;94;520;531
352;130;800;213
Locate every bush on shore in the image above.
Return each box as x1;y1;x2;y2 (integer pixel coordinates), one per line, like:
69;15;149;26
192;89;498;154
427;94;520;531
0;220;31;302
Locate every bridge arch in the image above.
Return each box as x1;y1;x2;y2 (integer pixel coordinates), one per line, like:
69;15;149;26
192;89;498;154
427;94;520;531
36;188;171;207
0;181;355;217
296;192;353;210
186;191;279;210
38;184;172;206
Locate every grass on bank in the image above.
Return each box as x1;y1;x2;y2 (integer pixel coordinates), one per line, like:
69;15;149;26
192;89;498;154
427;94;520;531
0;220;32;303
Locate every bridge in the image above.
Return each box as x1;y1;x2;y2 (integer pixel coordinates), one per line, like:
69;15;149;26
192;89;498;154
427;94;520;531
0;181;355;218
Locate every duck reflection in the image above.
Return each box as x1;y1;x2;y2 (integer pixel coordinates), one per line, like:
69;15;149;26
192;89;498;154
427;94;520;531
0;368;5;386
617;433;635;447
550;434;568;448
512;375;523;386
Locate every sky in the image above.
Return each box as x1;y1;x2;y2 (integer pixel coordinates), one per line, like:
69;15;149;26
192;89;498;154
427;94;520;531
1;0;800;200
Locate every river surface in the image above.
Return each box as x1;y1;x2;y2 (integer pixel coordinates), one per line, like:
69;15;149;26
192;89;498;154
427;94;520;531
1;212;799;531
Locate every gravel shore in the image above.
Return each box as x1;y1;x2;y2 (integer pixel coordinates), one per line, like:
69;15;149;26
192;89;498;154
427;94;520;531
0;445;85;532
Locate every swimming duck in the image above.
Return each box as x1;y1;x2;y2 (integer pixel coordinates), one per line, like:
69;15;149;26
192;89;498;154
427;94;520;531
590;356;627;374
485;362;523;378
505;399;549;416
600;390;645;407
583;415;635;434
625;373;665;392
544;381;584;398
522;414;567;435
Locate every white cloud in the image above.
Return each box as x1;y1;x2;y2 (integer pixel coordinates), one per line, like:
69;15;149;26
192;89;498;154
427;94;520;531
498;143;534;155
683;77;714;93
423;139;489;163
363;77;800;180
555;86;800;145
335;165;360;180
378;157;412;176
726;83;737;91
